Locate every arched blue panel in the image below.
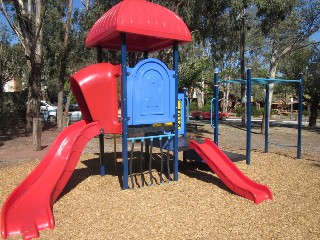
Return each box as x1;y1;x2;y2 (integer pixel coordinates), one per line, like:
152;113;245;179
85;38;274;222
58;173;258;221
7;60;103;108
127;58;175;125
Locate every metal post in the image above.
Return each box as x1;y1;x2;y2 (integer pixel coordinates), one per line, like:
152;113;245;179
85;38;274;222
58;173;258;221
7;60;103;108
113;134;117;171
246;69;252;165
121;33;129;189
264;81;270;153
99;128;105;176
97;47;103;63
149;139;154;186
173;42;179;181
297;74;303;159
143;51;149;59
214;72;219;145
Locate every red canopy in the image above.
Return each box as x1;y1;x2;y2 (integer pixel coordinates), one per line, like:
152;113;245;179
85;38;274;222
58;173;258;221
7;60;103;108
85;0;192;52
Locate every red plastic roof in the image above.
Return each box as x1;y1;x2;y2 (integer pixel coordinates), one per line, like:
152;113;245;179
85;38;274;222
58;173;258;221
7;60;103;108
85;0;192;52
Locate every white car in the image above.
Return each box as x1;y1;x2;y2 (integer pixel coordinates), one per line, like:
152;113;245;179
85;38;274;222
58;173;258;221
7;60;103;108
40;101;57;111
47;104;82;123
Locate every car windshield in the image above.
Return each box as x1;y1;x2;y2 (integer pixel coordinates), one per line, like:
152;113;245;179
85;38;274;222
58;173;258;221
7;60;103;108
69;105;80;111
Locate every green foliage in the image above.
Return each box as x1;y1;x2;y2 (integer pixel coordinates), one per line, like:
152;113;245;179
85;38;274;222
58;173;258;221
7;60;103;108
255;0;297;35
305;46;320;99
179;42;213;96
189;101;199;111
235;106;267;117
303;110;310;117
251;107;264;117
235;106;243;117
201;103;211;112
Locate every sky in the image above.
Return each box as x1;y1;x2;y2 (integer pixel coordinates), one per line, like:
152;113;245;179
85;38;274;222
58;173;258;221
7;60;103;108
311;31;320;41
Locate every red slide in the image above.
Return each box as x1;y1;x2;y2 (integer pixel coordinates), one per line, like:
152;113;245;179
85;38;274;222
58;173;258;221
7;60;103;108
189;139;272;204
1;120;101;239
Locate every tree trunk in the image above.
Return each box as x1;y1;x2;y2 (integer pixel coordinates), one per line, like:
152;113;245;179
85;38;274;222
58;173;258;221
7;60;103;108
62;90;72;129
18;0;47;132
222;87;227;112
26;62;42;132
225;82;230;112
82;0;90;11
196;83;204;109
57;0;73;131
0;48;3;112
261;60;278;134
240;6;246;127
308;98;319;127
32;117;42;151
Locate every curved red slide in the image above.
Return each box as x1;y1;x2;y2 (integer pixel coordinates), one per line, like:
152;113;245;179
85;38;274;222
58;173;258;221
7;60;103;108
1;120;101;239
189;139;273;204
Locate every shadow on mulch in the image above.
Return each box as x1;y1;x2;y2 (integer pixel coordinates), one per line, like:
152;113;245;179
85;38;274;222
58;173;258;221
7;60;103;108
59;147;245;200
0;123;28;148
0;121;57;148
312;163;320;168
178;161;233;194
59;151;124;200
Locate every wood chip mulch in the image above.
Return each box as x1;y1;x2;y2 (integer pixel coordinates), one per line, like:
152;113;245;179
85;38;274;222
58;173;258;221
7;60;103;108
0;122;319;239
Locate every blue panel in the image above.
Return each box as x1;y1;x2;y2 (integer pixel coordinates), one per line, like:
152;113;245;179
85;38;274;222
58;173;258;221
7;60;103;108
127;59;175;125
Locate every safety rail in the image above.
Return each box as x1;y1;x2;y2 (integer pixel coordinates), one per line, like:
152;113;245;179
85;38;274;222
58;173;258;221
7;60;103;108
127;133;175;189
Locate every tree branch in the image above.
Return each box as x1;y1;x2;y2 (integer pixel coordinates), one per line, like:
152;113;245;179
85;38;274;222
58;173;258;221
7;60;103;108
29;0;48;65
0;0;26;49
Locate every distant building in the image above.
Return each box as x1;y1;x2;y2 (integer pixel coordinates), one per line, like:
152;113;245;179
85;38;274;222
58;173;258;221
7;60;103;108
3;78;21;92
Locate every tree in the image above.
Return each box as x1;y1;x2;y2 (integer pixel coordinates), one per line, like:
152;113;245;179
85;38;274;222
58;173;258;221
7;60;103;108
179;41;213;108
1;0;48;131
306;46;320;127
57;0;73;130
0;23;12;111
256;0;320;97
254;0;320;132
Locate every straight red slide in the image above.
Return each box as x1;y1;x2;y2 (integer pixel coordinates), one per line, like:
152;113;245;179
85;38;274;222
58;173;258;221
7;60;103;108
1;120;101;239
189;139;273;204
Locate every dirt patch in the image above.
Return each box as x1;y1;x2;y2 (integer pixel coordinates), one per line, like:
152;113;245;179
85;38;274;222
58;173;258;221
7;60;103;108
0;121;319;239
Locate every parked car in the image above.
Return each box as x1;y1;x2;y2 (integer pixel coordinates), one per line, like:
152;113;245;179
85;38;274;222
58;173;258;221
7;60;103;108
40;101;57;111
47;104;82;123
68;104;82;122
191;111;229;120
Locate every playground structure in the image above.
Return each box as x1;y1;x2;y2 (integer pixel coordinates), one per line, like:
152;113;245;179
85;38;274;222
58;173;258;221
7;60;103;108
1;1;272;239
216;70;304;164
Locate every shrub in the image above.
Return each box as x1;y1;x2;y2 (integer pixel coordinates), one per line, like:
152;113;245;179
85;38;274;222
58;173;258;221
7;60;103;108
252;107;264;117
234;106;269;117
302;110;310;116
201;103;211;112
189;101;199;111
235;106;243;117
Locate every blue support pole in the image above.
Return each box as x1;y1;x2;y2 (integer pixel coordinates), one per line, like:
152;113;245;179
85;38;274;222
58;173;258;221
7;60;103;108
121;33;129;189
213;72;219;145
173;42;179;181
99;128;105;176
246;69;252;165
264;81;270;153
143;51;149;59
297;74;303;159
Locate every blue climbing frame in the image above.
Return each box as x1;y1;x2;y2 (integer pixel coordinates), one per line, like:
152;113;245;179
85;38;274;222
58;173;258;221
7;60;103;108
215;69;303;164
